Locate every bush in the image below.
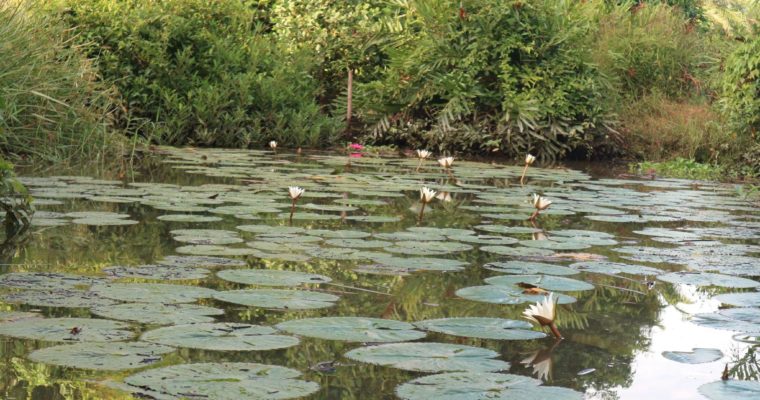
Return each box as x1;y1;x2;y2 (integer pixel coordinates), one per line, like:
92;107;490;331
352;0;614;160
57;0;341;148
0;1;121;163
720;35;760;139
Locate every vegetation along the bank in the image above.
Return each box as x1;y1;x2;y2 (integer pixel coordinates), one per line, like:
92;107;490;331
1;0;760;176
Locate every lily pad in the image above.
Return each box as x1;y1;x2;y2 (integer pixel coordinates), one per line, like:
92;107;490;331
157;214;223;223
414;318;545;340
2;289;118;308
657;272;760;288
484;261;577;276
456;285;577;305
345;342;510;372
275;317;426;342
103;265;210;280
396;372;583;400
29;341;174;370
121;362;319;400
570;261;663;276
715;292;760;307
662;348;723;364
175;245;256;256
216;269;331;286
485;275;594;292
91;303;224;325
0;272;107;291
158;255;246;268
699;380;760;400
141;322;299;351
91;283;217;303
213;289;338;310
481;246;555;257
0;317;135;342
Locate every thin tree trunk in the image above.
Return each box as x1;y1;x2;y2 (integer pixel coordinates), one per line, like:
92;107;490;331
346;68;353;132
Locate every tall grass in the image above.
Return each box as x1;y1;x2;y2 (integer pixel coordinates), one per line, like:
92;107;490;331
0;0;123;164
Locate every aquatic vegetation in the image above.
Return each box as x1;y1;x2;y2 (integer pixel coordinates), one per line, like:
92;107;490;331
523;294;562;340
520;154;536;185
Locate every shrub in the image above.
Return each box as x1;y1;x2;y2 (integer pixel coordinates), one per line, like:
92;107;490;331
56;0;341;148
720;35;760;139
0;1;120;163
351;0;614;160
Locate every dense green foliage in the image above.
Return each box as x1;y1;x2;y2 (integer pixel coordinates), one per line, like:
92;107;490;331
0;159;33;242
3;0;760;175
58;0;340;148
0;1;120;163
353;0;612;159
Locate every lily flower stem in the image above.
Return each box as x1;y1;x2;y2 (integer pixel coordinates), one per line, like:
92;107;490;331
416;159;423;172
520;164;529;185
529;210;539;221
418;201;427;223
446;168;454;180
548;322;563;340
289;199;297;225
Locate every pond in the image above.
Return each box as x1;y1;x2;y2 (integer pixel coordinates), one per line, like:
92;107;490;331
1;147;760;399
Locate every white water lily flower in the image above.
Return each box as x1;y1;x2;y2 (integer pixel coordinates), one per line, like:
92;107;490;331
416;149;431;159
522;293;556;326
525;154;536;165
532;194;552;210
420;187;437;203
269;140;277;149
288;186;304;200
521;352;552;382
438;157;454;168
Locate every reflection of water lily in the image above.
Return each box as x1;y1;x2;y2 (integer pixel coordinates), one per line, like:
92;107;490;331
521;352;552;381
438;157;454;169
418;186;436;222
349;153;363;158
523;293;563;339
520;153;536;185
529;194;552;221
288;186;304;224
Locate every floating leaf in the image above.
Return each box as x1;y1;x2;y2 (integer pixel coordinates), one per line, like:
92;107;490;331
570;261;663;276
714;292;760;307
276;317;425;342
214;289;338;310
485;275;594;292
456;285;576;305
345;342;510;372
396;372;583;400
141;322;299;351
103;265;210;280
414;318;545;340
662;348;723;364
0;272;107;291
657;272;760;288
30;341;174;370
2;289;117;308
91;303;224;325
216;269;331;286
122;362;319;400
0;317;134;342
175;245;256;256
699;380;760;400
91;283;217;304
484;261;577;276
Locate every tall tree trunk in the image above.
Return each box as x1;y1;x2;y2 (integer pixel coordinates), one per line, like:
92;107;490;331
346;68;353;133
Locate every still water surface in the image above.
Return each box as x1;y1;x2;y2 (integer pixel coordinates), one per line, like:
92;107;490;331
1;148;758;399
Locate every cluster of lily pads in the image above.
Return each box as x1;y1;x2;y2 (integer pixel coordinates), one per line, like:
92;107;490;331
3;147;760;398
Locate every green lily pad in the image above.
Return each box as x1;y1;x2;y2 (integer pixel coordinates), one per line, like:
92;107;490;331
481;246;555;257
485;275;594;292
369;255;467;272
386;241;473;256
29;341;174;370
657;272;760;288
662;348;723;364
216;269;331;286
714;292;760;307
450;234;519;245
103;265;210;280
91;303;224;325
2;289;118;308
414;318;545;340
213;289;338;310
396;372;583;400
157;214;223;223
71;218;139;226
0;311;40;322
345;342;510;372
699;380;760;400
91;283;217;303
570;261;663;276
158;255;246;268
121;362;319;400
325;239;392;248
484;261;577;276
175;245;256;256
476;225;542;234
692;308;760;333
519;240;591;251
275;317;426;342
141;322;299;351
305;229;371;239
456;285;577;305
0;317;135;342
0;272;107;291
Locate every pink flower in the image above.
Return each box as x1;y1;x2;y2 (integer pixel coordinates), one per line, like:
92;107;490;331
349;153;363;158
349;143;364;150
